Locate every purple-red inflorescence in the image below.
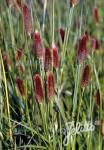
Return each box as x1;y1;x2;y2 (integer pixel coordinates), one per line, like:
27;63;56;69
16;77;26;96
47;72;55;99
81;65;90;88
44;47;51;70
23;3;32;36
33;30;44;59
52;42;59;69
77;32;89;63
33;74;44;103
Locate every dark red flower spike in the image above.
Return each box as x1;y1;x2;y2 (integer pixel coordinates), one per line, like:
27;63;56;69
33;30;44;59
93;6;99;24
33;74;44;103
81;65;90;88
44;47;51;70
77;33;88;63
92;36;99;51
23;3;32;36
16;77;26;96
59;27;65;42
47;72;55;99
52;43;59;69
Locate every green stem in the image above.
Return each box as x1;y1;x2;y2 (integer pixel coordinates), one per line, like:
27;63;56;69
72;64;81;116
0;49;12;140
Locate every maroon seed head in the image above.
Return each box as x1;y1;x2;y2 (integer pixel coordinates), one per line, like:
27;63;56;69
77;33;88;63
52;42;59;69
93;6;99;24
81;65;90;88
33;74;44;103
44;47;51;70
59;27;65;42
16;77;25;96
33;30;44;59
23;3;32;36
47;72;55;99
92;36;99;51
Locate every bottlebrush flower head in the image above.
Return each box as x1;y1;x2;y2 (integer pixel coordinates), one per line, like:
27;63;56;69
77;32;88;63
33;30;44;59
44;47;51;70
47;72;55;99
92;36;99;51
33;74;44;103
93;6;99;24
52;42;59;69
16;77;25;96
59;27;65;42
96;89;100;107
81;65;90;88
23;3;32;36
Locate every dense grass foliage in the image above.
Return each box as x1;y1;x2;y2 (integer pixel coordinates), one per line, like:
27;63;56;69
0;0;104;149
